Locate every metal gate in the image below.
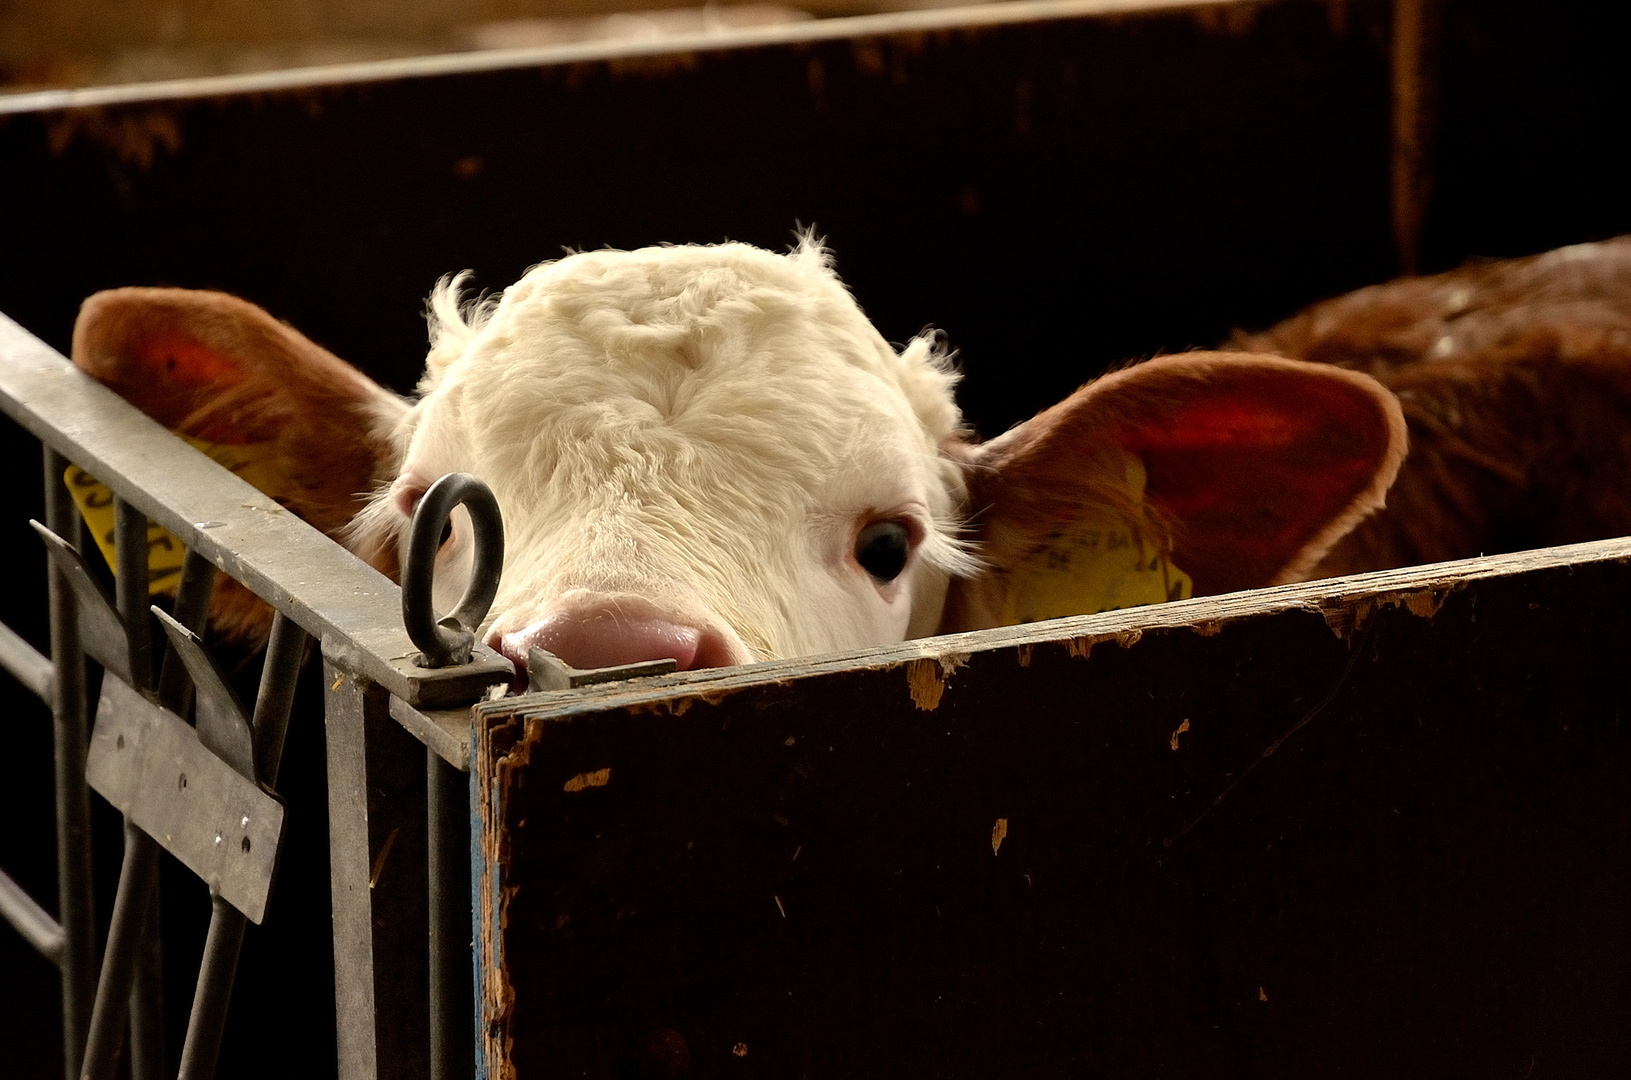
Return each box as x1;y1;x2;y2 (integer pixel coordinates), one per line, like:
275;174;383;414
0;311;508;1080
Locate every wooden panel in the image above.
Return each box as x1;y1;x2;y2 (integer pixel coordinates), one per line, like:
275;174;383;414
0;0;1399;440
476;539;1631;1078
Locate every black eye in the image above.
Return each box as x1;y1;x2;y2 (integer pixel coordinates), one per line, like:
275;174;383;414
439;519;454;547
855;520;911;583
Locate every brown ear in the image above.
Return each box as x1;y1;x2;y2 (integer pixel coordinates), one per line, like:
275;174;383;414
942;352;1407;631
72;287;406;639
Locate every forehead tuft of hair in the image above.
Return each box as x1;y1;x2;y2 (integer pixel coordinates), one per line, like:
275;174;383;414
419;237;965;446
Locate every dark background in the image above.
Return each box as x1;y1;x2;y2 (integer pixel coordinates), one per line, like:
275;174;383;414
2;0;1629;1075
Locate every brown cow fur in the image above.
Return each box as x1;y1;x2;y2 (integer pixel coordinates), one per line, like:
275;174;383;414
1230;236;1631;577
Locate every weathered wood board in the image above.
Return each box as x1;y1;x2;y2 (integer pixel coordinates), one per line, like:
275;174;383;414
476;538;1631;1078
0;0;1404;441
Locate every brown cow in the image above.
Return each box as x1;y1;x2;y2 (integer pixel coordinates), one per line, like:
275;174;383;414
1231;235;1631;577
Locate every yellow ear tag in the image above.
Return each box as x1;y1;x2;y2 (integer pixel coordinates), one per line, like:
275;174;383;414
998;454;1192;625
64;438;284;596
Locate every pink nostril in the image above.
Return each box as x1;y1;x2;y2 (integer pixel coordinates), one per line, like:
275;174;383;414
500;613;706;674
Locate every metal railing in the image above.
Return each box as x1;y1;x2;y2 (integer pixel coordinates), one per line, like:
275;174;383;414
0;310;511;1080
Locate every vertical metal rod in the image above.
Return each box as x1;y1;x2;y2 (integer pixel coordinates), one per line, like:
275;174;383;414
113;498;153;692
158;548;220;1078
45;447;96;1080
79;822;161;1080
326;659;383;1080
115;498;164;1080
129;916;166;1080
173;609;306;1080
82;548;216;1080
253;613;310;788
327;659;435;1080
158;549;219;711
429;748;473;1080
174;896;247;1080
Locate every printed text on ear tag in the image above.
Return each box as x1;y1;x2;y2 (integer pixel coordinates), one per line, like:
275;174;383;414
999;454;1192;624
64;437;285;595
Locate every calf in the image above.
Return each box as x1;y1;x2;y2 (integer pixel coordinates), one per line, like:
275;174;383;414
71;239;1404;672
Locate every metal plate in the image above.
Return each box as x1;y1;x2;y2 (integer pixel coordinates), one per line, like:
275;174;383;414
86;677;285;924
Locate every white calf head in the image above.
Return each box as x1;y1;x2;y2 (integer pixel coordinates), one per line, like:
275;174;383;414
72;240;1407;676
355;240;974;668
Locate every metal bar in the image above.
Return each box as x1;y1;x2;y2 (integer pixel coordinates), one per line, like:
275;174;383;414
79;549;217;1080
79;820;162;1080
428;749;473;1080
45;446;96;1080
327;658;385;1080
114;497;154;691
252;612;309;787
0;866;64;962
388;697;471;771
175;896;248;1080
78;544;211;1080
115;496;164;1080
141;548;217;1080
0;619;52;700
156;548;219;718
0;314;510;710
130;913;166;1080
171;612;306;1080
326;651;432;1080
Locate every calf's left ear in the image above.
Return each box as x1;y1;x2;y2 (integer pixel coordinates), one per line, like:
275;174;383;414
72;287;403;540
941;352;1408;632
70;287;406;641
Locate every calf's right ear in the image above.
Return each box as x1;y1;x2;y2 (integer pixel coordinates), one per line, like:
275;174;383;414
71;287;407;639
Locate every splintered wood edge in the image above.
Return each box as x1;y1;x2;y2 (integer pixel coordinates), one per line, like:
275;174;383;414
474;536;1631;725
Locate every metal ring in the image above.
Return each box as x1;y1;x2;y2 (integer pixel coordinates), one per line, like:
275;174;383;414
402;472;505;668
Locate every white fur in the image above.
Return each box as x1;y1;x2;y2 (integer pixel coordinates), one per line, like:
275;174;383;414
348;238;974;665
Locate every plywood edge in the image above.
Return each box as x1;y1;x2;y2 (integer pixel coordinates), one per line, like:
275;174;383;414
475;536;1631;725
